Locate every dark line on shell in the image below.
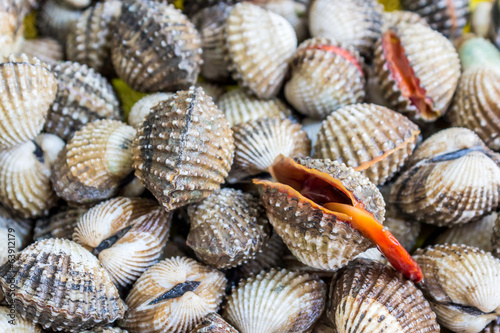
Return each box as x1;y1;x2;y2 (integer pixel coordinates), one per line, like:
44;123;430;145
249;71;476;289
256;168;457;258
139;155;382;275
32;140;44;164
427;147;489;163
92;225;134;256
148;280;201;305
175;89;197;170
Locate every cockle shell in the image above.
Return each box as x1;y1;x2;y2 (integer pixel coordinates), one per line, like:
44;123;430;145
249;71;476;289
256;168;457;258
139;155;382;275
187;188;270;269
0;238;127;332
0;205;32;265
182;0;242;17
59;0;91;10
314;103;420;185
0;4;23;58
216;88;292;127
51;120;137;205
123;256;227;333
232;117;311;175
132;87;234;211
37;0;82;45
73;197;172;288
0;305;41;332
44;61;122;141
472;1;493;38
128;93;174;129
225;2;297;98
414;244;500;333
0;54;57;149
196;82;226;103
311;314;336;333
374;22;460;122
284;38;366;119
223;268;326;333
16;37;64;65
111;0;202;93
190;313;238;333
327;259;439;333
382;10;429;31
390;128;500;226
493;215;500;259
308;0;383;60
33;207;87;241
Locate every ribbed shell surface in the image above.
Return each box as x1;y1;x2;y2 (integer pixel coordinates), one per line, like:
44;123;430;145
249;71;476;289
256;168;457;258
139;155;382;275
493;215;500;259
17;37;64;65
382;10;429;31
190;313;238;333
183;0;242;17
0;205;33;266
128;92;174;129
37;0;82;45
0;305;41;332
33;207;87;240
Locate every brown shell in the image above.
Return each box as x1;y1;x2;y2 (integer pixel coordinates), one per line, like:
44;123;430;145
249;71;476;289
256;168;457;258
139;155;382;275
328;259;439;332
196;82;226;103
33;206;87;241
382;10;429;31
0;2;24;58
314;103;420;185
37;0;82;45
493;214;500;259
16;37;64;65
111;0;202;93
0;238;127;332
481;320;500;333
187;188;270;269
44;61;122;141
0;305;41;332
128;93;175;129
132;87;234;211
190;313;238;333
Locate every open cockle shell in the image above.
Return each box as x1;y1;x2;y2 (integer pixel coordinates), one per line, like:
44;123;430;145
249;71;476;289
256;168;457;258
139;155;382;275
414;244;500;333
123;256;227;333
0;305;41;332
223;268;326;333
128;92;174;129
0;238;127;332
132;87;234;211
190;313;238;333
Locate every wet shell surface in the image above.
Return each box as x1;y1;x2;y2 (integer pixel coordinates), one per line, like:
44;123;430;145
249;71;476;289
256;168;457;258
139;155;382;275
223;268;326;333
284;38;366;120
33;207;87;241
374;22;460;122
123;256;227;333
44;61;122;141
37;0;82;45
225;2;297;98
308;0;383;59
232;117;311;175
0;54;57;149
190;313;238;333
73;197;172;288
390;128;500;226
382;10;429;31
0;205;33;265
111;0;202;93
0;238;127;332
0;305;41;332
414;244;500;333
328;259;439;332
186;188;269;269
128;93;174;129
314;103;420;185
16;37;64;65
132;87;234;211
51;120;137;205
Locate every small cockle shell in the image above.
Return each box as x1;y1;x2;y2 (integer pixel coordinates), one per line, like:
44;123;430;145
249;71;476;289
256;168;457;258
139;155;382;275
182;0;242;17
232;117;311;175
190;313;238;333
223;268;326;332
44;61;122;141
0;305;41;332
374;22;460;122
33;206;87;241
0;238;127;332
390;128;500;226
308;0;383;60
216;88;292;127
37;0;82;45
16;37;64;65
327;259;439;333
66;0;122;73
186;188;270;269
123;256;227;333
493;215;500;259
401;0;469;39
448;37;500;151
382;10;429;31
284;38;366;120
51;120;137;205
73;197;172;288
0;205;32;265
414;244;500;333
0;54;57;149
128;93;174;129
314;103;420;185
225;2;297;98
132;87;234;211
111;0;202;93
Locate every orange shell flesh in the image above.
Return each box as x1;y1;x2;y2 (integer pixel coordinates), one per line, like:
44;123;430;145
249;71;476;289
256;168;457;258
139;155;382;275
306;44;364;76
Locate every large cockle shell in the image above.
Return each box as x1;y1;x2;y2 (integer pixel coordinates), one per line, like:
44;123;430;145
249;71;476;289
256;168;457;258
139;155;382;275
128;92;174;129
232;117;311;175
0;205;32;265
374;22;460;122
123;256;227;333
284;38;366;119
51;120;137;205
190;313;238;333
223;268;326;332
414;244;500;333
33;206;87;241
308;0;383;59
44;61;122;141
73;197;172;288
0;238;127;331
0;305;41;332
37;0;82;45
132;87;234;211
390;128;500;226
16;37;64;65
111;0;202;93
187;188;269;269
328;259;439;332
0;54;57;149
314;103;420;185
225;2;297;98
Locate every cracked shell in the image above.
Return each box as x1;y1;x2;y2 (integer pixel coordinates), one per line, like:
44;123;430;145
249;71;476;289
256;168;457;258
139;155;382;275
132;87;234;211
0;305;41;332
414;244;500;333
223;268;326;333
37;0;82;45
111;0;202;93
122;256;227;333
33;206;87;241
128;92;174;129
16;37;64;65
190;313;238;333
0;238;127;332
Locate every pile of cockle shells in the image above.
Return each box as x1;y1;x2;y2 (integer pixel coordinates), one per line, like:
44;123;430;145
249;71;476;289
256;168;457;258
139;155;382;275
1;0;500;332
